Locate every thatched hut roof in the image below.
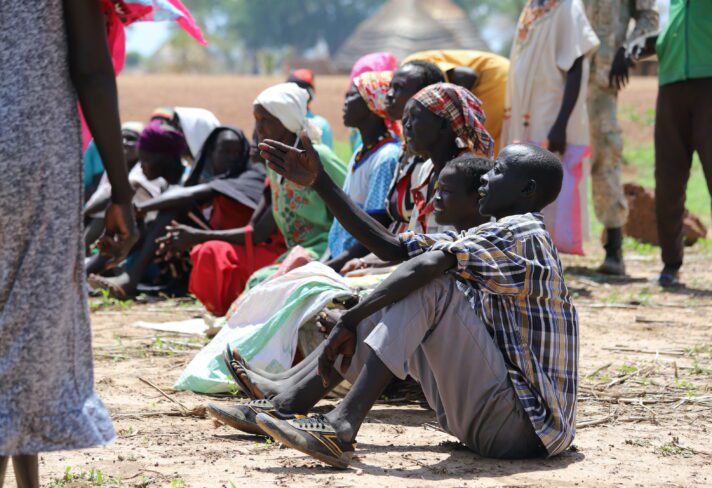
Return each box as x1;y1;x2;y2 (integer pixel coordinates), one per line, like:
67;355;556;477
334;0;488;71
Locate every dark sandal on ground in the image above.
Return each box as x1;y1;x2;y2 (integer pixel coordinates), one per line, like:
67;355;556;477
223;344;265;400
256;413;356;469
207;399;291;437
658;269;681;288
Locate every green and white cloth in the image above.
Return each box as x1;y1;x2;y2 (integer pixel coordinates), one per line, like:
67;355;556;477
175;262;353;394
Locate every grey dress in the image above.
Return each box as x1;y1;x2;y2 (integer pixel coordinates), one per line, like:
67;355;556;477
0;1;115;454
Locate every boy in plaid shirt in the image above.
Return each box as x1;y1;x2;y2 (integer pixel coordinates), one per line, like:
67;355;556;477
235;142;578;469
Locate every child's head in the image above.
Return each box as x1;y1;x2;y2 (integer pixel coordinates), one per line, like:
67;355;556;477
137;121;187;184
478;143;563;219
434;153;494;231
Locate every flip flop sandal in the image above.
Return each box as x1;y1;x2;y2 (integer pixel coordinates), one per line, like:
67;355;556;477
223;344;265;400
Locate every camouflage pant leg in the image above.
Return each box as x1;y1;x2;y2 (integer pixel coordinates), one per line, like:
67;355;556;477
588;82;629;229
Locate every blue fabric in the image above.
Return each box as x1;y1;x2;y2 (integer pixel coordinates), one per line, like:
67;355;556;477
328;141;399;257
83;140;104;193
307;110;333;149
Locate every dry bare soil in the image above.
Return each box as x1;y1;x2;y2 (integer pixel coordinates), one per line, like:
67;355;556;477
8;76;711;487
26;244;711;488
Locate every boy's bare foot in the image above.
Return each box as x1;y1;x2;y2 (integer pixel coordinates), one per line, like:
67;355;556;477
256;413;356;469
87;272;136;299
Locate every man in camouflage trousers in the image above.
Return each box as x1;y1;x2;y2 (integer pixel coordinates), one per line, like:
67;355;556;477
586;0;658;275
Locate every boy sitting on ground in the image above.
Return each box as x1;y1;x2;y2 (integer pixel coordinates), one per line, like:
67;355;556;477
209;153;494;401
221;143;579;468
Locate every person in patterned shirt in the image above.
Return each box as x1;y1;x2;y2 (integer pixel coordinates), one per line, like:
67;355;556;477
221;142;577;468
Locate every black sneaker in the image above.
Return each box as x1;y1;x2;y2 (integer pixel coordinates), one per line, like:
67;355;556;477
207;399;291;436
256;413;356;469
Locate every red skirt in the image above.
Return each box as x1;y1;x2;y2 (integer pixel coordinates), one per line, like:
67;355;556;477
189;239;285;317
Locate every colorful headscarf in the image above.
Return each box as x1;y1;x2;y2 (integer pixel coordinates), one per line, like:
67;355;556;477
412;83;494;157
137;120;188;159
349;52;398;81
353;71;402;139
253;83;322;144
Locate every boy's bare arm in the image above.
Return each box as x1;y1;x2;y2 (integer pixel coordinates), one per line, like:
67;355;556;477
341;250;457;329
318;250;457;382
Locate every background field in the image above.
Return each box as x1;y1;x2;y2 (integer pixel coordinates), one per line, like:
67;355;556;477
118;74;711;236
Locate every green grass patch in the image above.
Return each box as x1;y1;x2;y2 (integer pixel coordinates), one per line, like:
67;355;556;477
332;139;354;163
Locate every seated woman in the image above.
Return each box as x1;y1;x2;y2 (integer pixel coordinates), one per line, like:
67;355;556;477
88;123;263;296
179;84;496;397
325;71;401;272
347;52;399;151
83;122;165;249
154;83;347;316
150;106;220;165
344;81;496;274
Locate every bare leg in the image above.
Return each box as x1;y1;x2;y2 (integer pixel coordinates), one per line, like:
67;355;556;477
324;349;393;442
270;364;343;416
242;341;326;381
12;455;39;488
0;456;8;488
245;351;329;398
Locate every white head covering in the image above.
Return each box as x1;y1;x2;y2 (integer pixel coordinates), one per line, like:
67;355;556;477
173;107;221;160
253;83;321;144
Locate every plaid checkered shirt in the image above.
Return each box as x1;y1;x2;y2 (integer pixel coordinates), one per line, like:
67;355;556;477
400;212;578;456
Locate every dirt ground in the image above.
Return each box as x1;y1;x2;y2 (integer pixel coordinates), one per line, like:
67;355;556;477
20;243;710;488
7;76;711;487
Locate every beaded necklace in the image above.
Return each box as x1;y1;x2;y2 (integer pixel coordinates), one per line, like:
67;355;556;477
352;134;398;172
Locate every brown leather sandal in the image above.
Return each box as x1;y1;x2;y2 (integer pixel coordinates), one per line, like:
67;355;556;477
223;344;265;400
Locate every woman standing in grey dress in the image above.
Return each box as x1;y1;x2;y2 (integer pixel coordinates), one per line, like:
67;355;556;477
0;1;139;486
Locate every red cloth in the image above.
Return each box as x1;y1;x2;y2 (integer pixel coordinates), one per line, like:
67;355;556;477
191;195;286;316
189;240;285;317
209;195;253;230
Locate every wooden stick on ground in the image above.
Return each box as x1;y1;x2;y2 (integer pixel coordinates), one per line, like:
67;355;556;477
138;376;189;412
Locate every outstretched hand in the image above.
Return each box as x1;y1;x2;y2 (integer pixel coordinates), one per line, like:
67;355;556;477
317;320;357;387
609;47;632;90
98;203;139;269
155;221;203;260
258;131;323;187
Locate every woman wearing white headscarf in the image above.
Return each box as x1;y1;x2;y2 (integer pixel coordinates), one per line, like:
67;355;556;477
180;83;347;317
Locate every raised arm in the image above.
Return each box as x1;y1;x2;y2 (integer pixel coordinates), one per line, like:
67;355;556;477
64;0;138;266
548;56;583;155
259;133;408;262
